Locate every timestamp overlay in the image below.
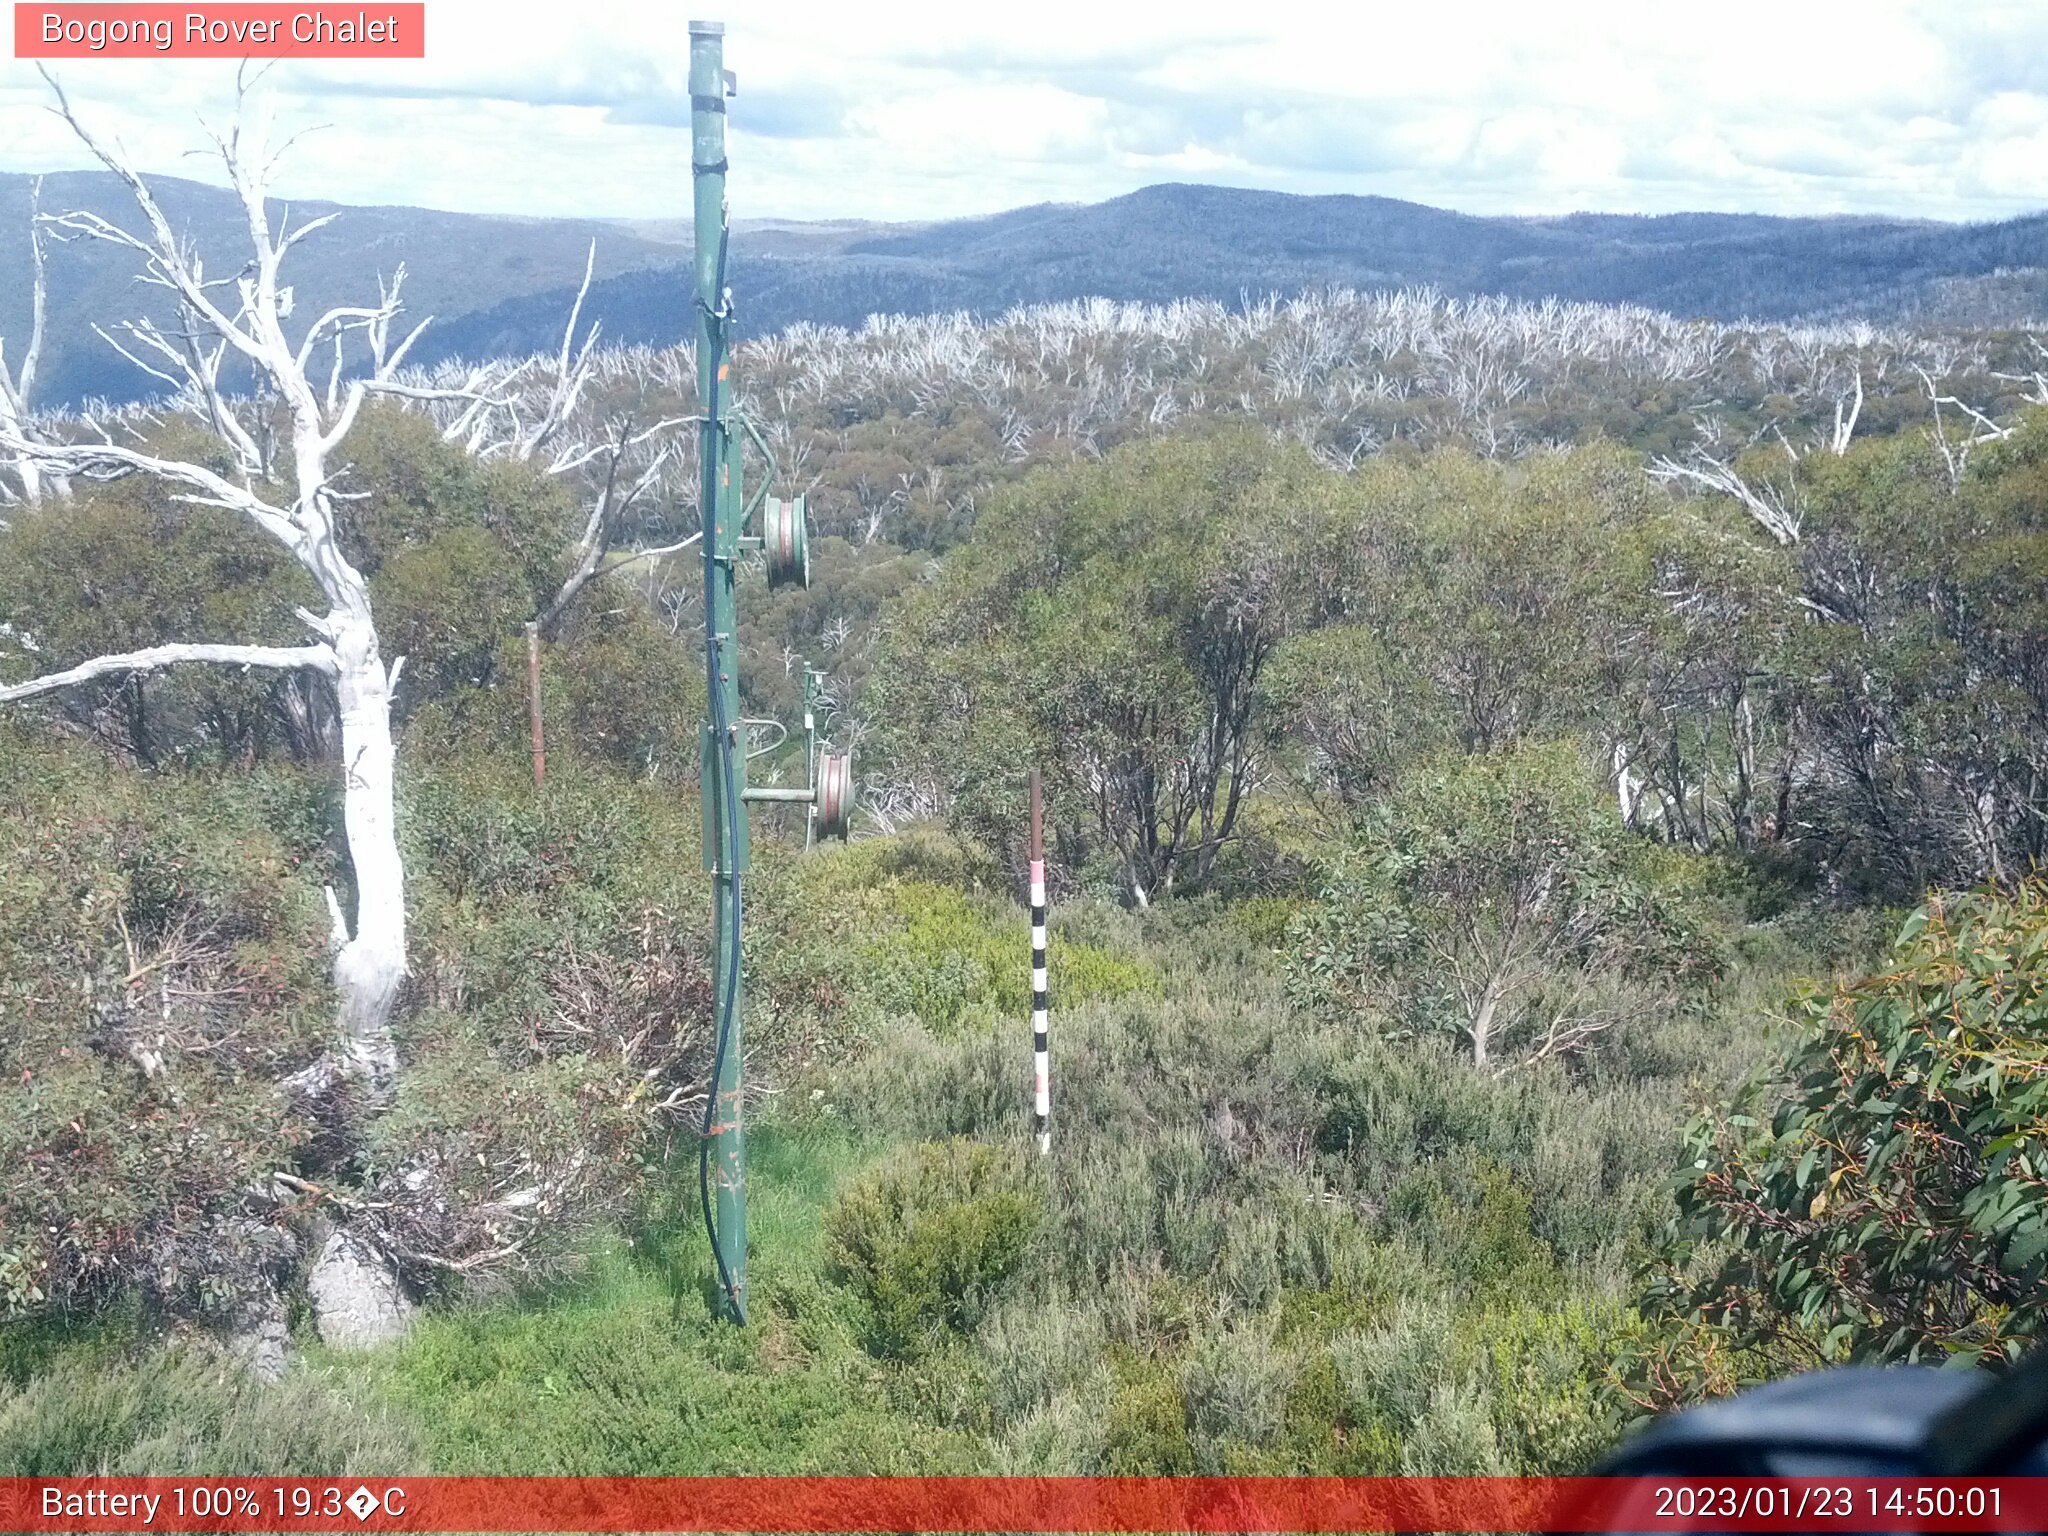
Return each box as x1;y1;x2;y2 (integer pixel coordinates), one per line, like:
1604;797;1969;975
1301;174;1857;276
3;1476;2047;1532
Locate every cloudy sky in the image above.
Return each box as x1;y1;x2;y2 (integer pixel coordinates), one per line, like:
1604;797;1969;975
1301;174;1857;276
3;0;2047;225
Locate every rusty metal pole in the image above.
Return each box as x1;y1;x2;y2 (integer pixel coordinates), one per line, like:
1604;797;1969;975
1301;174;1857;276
1028;769;1050;1153
1029;768;1043;865
524;621;545;789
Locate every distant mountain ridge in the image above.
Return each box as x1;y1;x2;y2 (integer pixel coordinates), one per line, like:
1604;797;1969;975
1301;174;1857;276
420;184;2048;373
4;175;2044;407
0;170;690;407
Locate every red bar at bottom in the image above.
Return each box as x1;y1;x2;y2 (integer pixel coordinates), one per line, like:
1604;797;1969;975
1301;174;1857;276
5;1475;2045;1533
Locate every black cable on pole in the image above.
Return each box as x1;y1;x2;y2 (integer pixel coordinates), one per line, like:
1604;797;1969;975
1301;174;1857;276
699;669;745;1322
697;211;746;1324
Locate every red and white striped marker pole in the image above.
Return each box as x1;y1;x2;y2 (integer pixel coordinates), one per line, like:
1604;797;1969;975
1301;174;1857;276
1028;768;1050;1154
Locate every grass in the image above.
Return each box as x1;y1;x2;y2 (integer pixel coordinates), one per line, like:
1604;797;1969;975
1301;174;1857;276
0;1121;982;1476
336;1121;985;1475
0;1343;422;1476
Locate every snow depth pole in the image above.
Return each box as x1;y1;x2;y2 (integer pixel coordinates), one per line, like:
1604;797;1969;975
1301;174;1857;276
1029;769;1051;1154
691;17;747;1325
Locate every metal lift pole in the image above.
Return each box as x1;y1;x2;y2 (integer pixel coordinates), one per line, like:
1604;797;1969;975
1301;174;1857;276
690;17;747;1324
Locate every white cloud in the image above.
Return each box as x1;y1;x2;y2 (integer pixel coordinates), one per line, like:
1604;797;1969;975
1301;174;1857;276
847;83;1111;168
1;0;2044;222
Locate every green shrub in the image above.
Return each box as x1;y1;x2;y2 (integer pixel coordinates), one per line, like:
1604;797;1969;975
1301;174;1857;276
1180;1313;1295;1465
857;881;1157;1033
1286;740;1718;1070
1457;1300;1628;1473
375;526;535;704
971;1293;1110;1430
795;829;1003;903
751;833;1158;1046
1103;1358;1193;1474
987;1390;1108;1475
0;467;316;765
824;1140;1045;1357
379;757;716;1291
1638;884;2048;1398
1230;894;1307;951
1437;1160;1561;1302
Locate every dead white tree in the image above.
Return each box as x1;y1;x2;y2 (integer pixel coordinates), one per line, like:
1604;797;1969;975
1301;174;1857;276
464;260;698;785
510;238;603;468
1828;367;1865;456
1915;365;2012;491
1991;336;2048;407
530;413;696;639
1647;441;1806;546
0;177;64;510
0;72;479;1102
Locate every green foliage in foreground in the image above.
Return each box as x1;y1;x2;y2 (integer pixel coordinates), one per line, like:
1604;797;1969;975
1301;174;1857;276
0;1127;982;1476
341;1126;985;1476
813;897;1739;1475
825;1140;1045;1357
1635;884;2048;1404
2;858;1707;1476
0;851;1934;1478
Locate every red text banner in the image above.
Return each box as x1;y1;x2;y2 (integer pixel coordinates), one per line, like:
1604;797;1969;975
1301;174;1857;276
15;4;425;58
4;1476;2047;1533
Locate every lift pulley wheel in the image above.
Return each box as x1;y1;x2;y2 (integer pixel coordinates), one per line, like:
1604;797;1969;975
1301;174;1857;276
815;750;854;841
763;496;810;591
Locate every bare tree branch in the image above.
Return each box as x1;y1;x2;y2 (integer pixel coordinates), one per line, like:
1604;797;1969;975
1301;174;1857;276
1915;365;2011;491
0;641;336;702
1648;444;1805;546
532;418;684;638
600;530;703;578
0;428;307;551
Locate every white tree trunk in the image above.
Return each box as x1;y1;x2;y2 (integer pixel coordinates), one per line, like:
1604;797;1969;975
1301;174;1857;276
0;175;60;508
306;1227;414;1350
332;620;405;1086
1611;739;1640;828
1470;976;1504;1069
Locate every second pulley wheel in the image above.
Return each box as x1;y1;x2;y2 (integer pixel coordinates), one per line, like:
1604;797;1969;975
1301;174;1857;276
815;750;854;841
763;495;810;591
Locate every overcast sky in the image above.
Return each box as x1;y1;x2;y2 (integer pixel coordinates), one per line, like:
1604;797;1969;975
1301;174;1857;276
4;0;2047;225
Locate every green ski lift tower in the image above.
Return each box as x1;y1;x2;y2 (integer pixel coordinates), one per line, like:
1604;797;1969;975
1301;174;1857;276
690;19;853;1325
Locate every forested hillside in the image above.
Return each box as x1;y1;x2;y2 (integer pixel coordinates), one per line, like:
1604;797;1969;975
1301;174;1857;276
417;184;2048;373
8;187;2048;1474
12;170;2048;406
